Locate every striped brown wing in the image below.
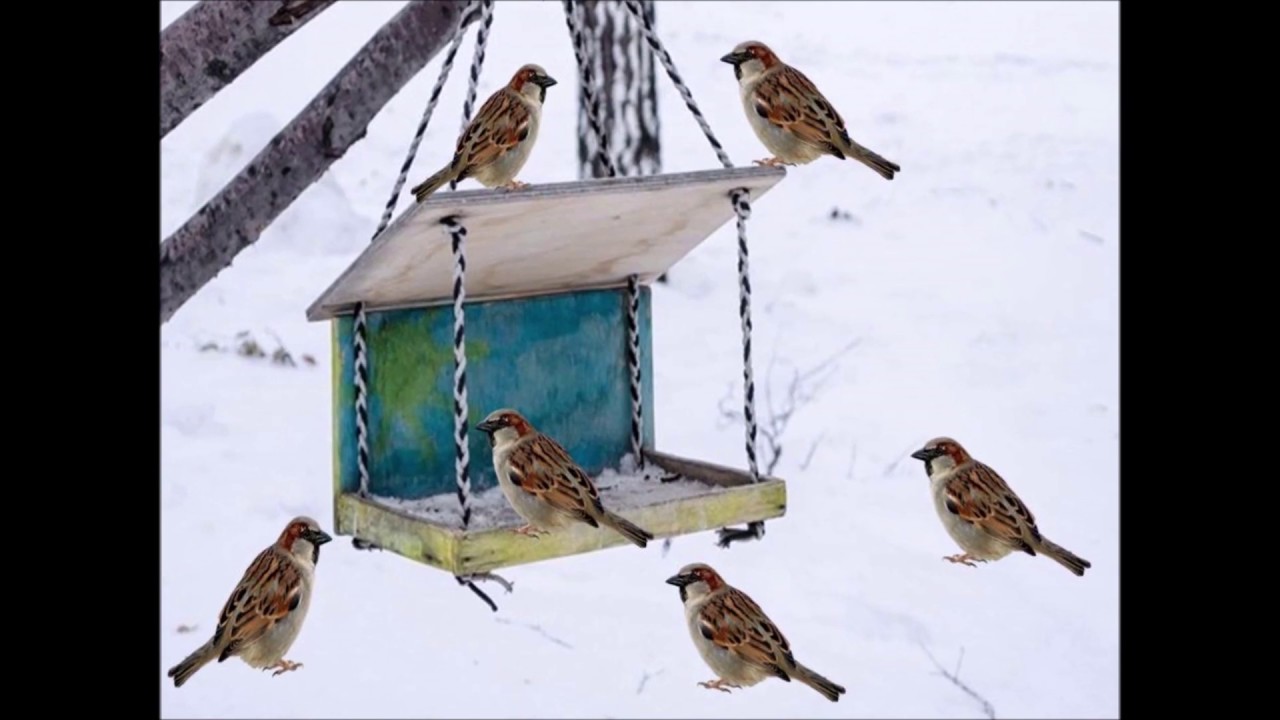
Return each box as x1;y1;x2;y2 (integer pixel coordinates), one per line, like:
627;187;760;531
696;587;795;681
505;433;604;526
212;547;305;659
943;461;1042;554
453;88;532;175
751;64;850;155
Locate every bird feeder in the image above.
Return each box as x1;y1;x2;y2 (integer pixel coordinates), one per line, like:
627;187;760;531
305;167;788;576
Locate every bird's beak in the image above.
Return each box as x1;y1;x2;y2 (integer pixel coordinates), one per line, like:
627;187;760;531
304;528;333;545
534;75;558;88
720;51;748;65
476;419;500;434
910;448;936;462
666;573;695;587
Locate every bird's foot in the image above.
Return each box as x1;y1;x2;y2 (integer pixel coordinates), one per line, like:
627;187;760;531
943;553;982;568
513;524;547;539
698;678;736;693
268;659;303;677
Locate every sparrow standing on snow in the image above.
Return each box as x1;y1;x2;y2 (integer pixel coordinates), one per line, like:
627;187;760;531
911;437;1092;576
720;40;900;180
666;563;847;702
410;63;558;202
166;517;333;687
475;408;655;547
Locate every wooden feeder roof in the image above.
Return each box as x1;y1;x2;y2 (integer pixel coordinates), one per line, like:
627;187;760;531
305;166;785;321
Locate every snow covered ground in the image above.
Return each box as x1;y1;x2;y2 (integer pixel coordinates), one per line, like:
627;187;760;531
160;1;1119;717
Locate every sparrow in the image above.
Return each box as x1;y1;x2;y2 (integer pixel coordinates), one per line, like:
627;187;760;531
666;563;846;702
475;408;654;547
911;437;1092;576
720;41;900;180
166;517;333;687
410;63;558;202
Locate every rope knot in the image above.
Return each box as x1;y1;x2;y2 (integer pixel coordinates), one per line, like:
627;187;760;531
731;188;752;219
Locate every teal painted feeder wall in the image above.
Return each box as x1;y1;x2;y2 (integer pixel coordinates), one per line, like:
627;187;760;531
333;287;655;499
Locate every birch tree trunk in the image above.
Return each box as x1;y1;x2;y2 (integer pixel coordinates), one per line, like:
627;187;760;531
159;0;475;325
161;0;337;138
575;0;660;180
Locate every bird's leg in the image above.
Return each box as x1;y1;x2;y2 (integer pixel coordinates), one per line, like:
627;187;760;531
943;553;981;567
513;524;546;538
268;659;304;677
501;179;529;190
698;678;735;693
752;157;786;167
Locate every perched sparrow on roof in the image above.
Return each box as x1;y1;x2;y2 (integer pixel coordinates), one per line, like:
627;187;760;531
666;563;846;702
410;63;558;202
475;408;654;547
720;41;899;180
166;517;333;687
911;437;1092;576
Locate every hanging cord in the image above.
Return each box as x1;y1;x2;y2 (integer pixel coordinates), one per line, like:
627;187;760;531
446;216;473;532
371;8;475;234
625;274;644;463
563;0;616;177
620;0;764;546
607;0;633;177
442;0;511;611
621;0;731;169
716;192;763;546
450;0;496;191
349;0;510;608
352;0;480;508
565;0;646;469
633;1;661;177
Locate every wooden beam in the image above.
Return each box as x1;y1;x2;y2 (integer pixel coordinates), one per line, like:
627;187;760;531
161;0;338;139
159;0;476;325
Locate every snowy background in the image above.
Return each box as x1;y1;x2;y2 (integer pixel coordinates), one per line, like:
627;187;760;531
160;1;1119;717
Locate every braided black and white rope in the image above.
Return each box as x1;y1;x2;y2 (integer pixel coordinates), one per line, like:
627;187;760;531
717;189;764;546
565;0;646;468
621;0;732;170
371;20;469;234
620;0;764;545
450;0;495;191
564;0;616;178
350;0;509;608
634;1;661;176
572;1;658;179
353;1;480;500
625;274;643;463
443;217;473;529
446;0;493;527
442;0;512;611
354;309;371;498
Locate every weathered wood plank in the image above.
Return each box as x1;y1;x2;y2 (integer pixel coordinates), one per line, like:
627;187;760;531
304;166;786;321
334;466;787;574
645;447;783;488
337;492;460;569
456;479;785;573
331;287;655;499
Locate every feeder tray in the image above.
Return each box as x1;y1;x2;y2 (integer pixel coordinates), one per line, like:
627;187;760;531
308;166;789;574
